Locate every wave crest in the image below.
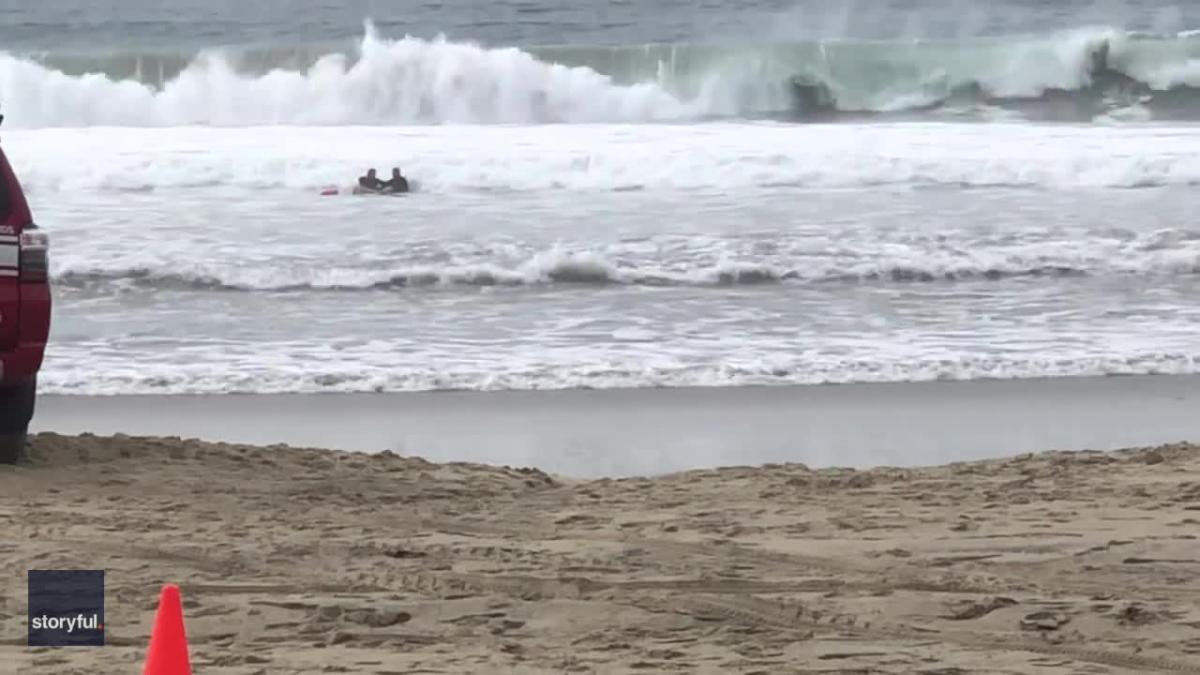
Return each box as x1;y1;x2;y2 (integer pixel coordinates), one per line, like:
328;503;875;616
51;245;1200;293
10;23;1200;125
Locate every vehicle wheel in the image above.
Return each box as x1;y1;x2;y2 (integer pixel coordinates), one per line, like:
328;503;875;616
0;431;27;464
0;379;36;464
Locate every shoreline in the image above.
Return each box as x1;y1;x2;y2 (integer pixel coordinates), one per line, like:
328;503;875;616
35;369;1200;397
2;433;1198;673
31;373;1200;478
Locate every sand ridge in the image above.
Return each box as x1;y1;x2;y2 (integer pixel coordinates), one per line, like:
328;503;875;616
2;433;1199;673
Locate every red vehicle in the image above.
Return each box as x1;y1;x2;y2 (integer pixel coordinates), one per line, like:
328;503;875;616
0;115;51;463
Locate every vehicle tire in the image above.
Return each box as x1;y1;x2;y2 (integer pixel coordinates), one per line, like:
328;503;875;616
0;379;36;464
0;431;27;465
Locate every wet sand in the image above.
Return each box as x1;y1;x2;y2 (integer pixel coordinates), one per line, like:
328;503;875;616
2;432;1199;674
30;374;1200;477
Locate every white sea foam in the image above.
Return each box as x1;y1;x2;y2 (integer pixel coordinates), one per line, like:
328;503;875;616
31;168;1200;397
35;348;1200;396
8;123;1200;197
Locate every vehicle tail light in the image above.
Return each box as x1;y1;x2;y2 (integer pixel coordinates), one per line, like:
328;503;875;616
19;228;48;282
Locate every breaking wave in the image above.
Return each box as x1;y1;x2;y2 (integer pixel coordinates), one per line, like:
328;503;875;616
9;23;1200;125
51;243;1200;293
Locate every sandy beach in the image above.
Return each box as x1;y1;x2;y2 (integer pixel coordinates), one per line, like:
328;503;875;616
2;431;1199;674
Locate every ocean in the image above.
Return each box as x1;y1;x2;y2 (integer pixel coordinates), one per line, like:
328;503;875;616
3;0;1199;396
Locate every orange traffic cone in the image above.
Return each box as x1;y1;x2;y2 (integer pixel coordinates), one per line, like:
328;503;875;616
143;584;192;675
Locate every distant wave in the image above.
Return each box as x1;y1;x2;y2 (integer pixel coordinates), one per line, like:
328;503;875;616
10;22;1200;125
51;243;1200;293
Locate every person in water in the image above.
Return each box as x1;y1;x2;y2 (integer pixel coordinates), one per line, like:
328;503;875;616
384;167;409;193
358;168;386;191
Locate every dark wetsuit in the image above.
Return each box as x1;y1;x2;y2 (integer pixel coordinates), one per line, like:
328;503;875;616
385;176;410;193
359;175;386;191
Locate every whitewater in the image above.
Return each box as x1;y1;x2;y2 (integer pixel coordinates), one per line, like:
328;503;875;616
3;19;1200;395
12;23;1200;124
